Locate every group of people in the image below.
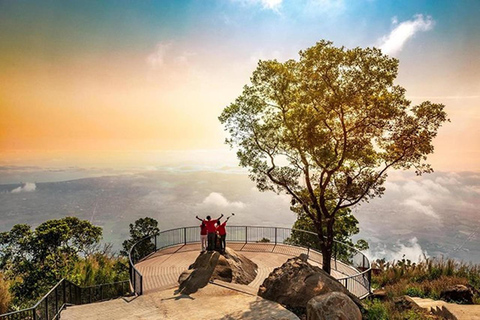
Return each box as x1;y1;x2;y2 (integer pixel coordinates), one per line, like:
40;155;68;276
195;214;230;253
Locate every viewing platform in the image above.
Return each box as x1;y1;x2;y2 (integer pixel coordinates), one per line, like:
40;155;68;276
130;226;371;299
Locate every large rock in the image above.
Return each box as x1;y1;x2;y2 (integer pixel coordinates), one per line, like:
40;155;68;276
177;251;221;295
307;292;362;320
212;247;258;284
440;284;474;304
177;247;258;295
258;254;361;314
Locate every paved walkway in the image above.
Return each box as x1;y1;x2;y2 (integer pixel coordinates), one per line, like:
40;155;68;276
135;242;364;296
62;284;300;320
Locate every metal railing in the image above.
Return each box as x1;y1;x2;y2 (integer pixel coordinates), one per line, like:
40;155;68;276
0;279;130;320
128;226;371;298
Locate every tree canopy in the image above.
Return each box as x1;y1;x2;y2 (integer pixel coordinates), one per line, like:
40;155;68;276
219;40;448;273
0;217;102;306
121;217;159;257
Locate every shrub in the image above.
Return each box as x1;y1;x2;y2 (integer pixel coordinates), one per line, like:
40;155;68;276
364;299;389;320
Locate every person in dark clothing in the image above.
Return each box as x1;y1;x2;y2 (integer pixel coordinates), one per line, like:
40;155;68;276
196;214;223;251
216;217;230;253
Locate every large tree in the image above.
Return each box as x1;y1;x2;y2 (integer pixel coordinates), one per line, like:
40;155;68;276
219;41;448;274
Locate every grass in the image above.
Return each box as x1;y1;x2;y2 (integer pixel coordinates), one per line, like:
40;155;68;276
363;257;480;319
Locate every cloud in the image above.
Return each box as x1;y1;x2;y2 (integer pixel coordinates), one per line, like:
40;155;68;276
146;42;172;69
395;179;450;219
202;192;245;209
403;199;438;219
378;14;434;56
366;237;428;263
11;182;36;193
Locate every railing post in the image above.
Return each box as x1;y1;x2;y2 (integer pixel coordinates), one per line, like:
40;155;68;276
55;286;58;315
154;234;157;251
368;269;372;293
45;295;48;320
101;284;103;301
140;275;143;295
32;308;37;320
245;226;248;244
307;246;310;259
184;228;187;245
274;227;277;245
63;280;66;306
132;268;138;293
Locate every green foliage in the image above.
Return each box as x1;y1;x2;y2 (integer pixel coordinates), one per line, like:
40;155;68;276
219;40;448;273
364;299;389;320
121;217;159;257
0;217;102;308
286;206;368;260
68;248;128;287
404;286;425;298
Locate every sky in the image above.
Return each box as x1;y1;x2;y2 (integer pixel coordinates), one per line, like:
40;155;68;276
1;0;480;171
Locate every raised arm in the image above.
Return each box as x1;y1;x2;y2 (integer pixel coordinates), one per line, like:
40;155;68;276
216;213;224;220
195;215;203;222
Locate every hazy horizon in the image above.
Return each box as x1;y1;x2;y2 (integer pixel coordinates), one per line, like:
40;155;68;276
1;164;479;264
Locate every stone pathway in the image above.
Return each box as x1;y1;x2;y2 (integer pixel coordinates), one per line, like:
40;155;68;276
411;297;480;319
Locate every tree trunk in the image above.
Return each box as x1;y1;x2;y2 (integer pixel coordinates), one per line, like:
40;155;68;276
320;237;333;274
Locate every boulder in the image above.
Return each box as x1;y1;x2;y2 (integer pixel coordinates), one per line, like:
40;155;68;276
212;247;258;284
177;251;221;295
440;284;474;304
393;296;421;312
307;292;362;320
178;247;258;295
258;255;360;314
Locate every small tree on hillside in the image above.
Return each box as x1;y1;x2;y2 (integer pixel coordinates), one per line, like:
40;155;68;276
219;40;448;274
121;217;159;258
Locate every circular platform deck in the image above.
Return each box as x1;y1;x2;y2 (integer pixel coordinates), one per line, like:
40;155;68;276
135;242;364;296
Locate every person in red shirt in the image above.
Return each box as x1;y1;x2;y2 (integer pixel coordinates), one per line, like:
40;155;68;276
216;216;230;253
199;222;207;252
196;214;223;251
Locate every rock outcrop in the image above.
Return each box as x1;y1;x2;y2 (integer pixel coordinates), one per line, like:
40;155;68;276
307;292;362;320
258;254;361;315
440;284;474;304
177;247;258;295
